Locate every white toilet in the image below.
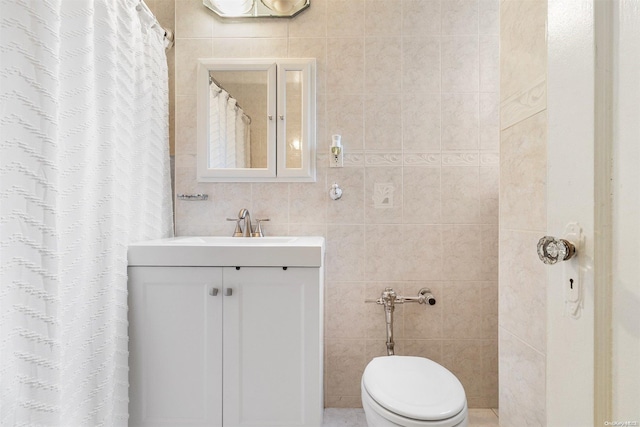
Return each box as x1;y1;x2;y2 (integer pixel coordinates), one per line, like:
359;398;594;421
361;356;468;427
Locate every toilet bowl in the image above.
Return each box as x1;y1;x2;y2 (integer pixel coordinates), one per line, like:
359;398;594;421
361;356;468;427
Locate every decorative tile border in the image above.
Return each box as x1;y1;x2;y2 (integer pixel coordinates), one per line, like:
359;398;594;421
442;152;479;166
365;153;403;166
480;152;500;165
344;153;364;166
403;153;441;166
316;151;494;168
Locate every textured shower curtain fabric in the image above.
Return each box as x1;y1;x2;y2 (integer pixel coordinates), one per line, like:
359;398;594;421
225;98;238;167
208;82;251;168
0;0;173;425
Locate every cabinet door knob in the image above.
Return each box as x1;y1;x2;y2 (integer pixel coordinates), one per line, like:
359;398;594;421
225;288;233;296
210;288;219;296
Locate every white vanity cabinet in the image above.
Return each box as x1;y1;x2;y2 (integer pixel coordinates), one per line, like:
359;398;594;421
221;267;322;427
128;237;324;427
128;267;223;427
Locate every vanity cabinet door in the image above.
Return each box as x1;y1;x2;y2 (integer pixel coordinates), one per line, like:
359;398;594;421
129;267;223;427
222;267;322;427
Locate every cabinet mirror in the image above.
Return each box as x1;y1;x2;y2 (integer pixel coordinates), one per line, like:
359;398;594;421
197;58;316;182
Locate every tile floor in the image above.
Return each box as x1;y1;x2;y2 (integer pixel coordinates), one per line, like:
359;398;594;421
322;408;499;427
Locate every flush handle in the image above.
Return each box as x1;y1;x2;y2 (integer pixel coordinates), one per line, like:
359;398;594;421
225;288;233;296
537;236;577;264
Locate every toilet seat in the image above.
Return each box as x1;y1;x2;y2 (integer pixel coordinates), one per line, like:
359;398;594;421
362;356;467;425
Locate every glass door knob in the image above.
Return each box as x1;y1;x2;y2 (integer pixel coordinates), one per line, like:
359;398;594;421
537;236;577;264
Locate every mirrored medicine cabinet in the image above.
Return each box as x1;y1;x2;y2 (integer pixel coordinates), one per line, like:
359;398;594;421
197;58;316;182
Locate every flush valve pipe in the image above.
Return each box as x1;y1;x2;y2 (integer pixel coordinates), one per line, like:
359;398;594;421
365;287;437;356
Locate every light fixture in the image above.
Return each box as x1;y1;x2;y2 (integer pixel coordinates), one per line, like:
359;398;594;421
205;0;253;15
203;0;310;18
261;0;306;14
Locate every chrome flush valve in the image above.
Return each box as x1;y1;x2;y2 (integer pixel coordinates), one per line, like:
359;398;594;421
371;287;398;308
366;287;437;356
406;288;436;305
366;288;398;355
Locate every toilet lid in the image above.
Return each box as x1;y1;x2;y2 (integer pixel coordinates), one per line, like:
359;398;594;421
362;356;466;421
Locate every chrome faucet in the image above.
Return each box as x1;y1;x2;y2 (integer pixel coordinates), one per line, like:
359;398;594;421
238;208;252;237
226;208;270;237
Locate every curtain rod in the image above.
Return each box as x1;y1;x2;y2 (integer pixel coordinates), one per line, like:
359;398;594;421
209;76;252;124
138;0;174;50
164;28;174;50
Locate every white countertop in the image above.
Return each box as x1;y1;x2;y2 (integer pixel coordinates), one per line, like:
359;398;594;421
128;236;325;267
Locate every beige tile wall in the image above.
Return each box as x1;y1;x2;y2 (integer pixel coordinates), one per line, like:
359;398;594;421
499;0;548;424
169;0;499;408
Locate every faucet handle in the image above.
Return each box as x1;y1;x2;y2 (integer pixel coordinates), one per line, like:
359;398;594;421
226;218;244;237
251;218;270;237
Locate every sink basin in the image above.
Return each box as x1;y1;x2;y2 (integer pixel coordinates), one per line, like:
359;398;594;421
128;236;324;267
169;236;299;245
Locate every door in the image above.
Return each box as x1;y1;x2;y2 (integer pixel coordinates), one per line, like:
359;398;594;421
128;267;223;427
609;0;640;420
221;267;322;427
546;1;612;425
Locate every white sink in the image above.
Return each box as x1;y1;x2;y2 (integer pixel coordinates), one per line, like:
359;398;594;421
168;236;299;245
128;236;324;267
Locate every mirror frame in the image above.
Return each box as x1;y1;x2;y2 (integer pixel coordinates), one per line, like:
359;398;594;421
196;58;316;182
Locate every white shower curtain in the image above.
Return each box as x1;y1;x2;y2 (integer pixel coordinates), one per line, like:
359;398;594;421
225;98;239;167
0;1;174;425
208;82;251;168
